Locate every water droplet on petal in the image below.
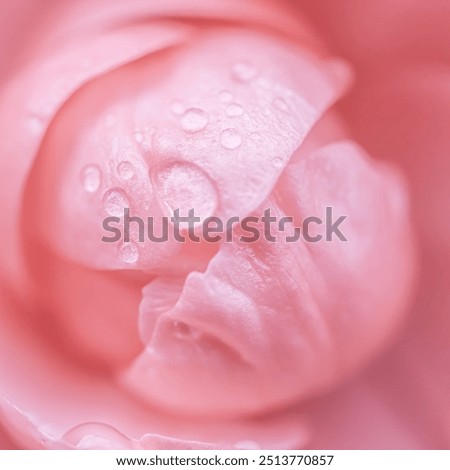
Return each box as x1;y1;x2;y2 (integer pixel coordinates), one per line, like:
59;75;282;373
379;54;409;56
220;128;242;149
226;103;244;117
81;164;102;193
120;242;139;264
272;157;283;168
171;100;185;115
117;161;135;180
232;61;257;83
180;108;209;133
63;422;132;450
153;161;218;221
103;188;129;217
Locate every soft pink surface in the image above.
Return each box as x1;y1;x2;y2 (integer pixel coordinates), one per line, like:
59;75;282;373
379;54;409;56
0;0;445;449
298;0;450;449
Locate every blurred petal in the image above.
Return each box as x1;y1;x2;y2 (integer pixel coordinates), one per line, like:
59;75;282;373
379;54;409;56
0;290;309;449
291;0;450;448
125;141;415;416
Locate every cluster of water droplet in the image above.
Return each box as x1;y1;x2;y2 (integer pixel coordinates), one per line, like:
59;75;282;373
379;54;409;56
80;158;141;265
77;59;294;268
167;61;264;151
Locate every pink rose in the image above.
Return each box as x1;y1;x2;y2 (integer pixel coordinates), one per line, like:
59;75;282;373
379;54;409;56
1;0;441;450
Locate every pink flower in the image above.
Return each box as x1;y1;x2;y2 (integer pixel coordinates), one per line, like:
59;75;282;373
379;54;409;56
1;0;443;449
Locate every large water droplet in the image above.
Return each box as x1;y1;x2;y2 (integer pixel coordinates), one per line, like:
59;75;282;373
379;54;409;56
153;161;218;221
117;161;135;180
226;103;244;117
81;164;102;193
220;128;242;149
180;108;209;133
120;242;139;264
232;61;257;83
103;188;129;217
63;422;132;450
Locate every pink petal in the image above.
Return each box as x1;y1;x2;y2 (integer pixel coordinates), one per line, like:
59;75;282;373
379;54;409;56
18;24;349;369
124;141;415;416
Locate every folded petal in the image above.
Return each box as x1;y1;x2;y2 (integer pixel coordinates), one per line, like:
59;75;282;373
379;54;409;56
124;140;415;416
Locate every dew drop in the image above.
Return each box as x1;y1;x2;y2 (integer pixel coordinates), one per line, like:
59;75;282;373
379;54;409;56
232;61;257;83
180;108;209;133
117;161;135;180
103;188;129;217
226;103;244;117
220;128;242;149
80;164;102;193
120;242;139;264
153;161;218;221
272;157;283;168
